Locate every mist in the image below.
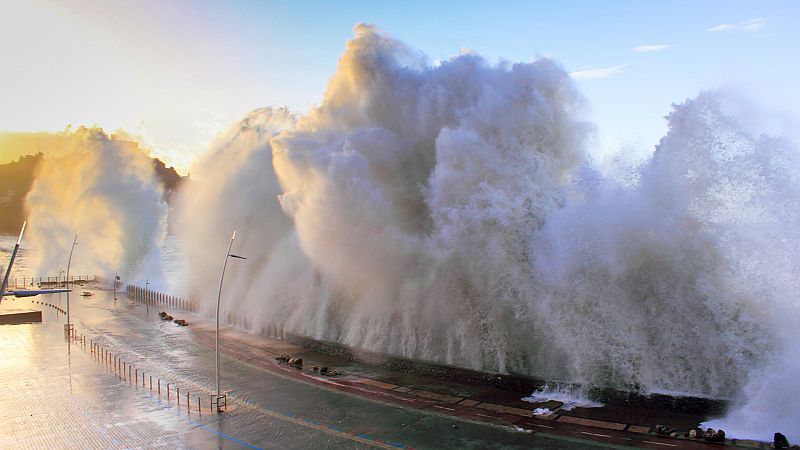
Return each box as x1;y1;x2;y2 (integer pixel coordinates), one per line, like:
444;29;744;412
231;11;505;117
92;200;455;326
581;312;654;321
24;126;167;283
172;25;799;440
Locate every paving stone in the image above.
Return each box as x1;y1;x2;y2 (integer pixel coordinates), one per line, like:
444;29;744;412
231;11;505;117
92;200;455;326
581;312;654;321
458;399;480;407
557;415;627;431
409;389;463;404
356;378;399;390
733;439;764;448
477;402;534;417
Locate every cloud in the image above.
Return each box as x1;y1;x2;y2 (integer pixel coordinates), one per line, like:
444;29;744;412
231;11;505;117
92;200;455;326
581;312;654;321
708;18;766;32
570;64;629;80
633;44;673;53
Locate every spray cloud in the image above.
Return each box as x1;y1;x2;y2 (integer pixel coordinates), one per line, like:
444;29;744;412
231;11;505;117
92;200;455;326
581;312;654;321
25;126;167;282
177;25;800;440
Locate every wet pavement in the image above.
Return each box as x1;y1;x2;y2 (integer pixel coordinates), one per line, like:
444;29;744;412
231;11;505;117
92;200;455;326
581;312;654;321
1;288;608;449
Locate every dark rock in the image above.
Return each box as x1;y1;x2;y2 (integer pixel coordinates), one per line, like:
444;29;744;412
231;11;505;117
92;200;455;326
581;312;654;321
275;354;290;363
703;428;725;443
288;357;303;368
775;432;790;449
655;425;675;436
319;366;339;376
312;365;320;372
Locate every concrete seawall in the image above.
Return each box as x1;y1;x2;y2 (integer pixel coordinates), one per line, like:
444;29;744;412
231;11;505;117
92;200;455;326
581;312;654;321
122;284;728;416
285;333;728;415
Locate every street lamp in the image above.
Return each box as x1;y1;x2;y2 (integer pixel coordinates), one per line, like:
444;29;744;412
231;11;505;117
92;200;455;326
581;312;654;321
215;230;246;412
65;232;78;334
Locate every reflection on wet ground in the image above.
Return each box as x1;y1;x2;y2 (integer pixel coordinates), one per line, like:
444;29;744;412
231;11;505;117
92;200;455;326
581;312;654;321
0;289;597;449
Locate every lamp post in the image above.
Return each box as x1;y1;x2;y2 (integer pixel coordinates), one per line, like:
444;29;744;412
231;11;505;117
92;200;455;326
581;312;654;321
65;232;78;333
215;231;246;412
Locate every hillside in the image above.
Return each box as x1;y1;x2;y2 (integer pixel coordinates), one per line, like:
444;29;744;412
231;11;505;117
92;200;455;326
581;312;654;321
0;153;184;234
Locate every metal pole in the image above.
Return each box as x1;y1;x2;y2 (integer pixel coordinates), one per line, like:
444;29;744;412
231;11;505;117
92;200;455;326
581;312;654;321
145;280;149;316
216;230;247;410
216;231;235;410
65;232;78;330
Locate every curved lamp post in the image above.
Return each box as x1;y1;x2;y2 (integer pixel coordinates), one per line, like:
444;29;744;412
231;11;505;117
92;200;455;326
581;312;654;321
65;232;78;333
215;230;246;411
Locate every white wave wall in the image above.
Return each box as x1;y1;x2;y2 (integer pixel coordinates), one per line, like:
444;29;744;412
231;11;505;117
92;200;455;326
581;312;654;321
173;107;298;301
25;127;167;282
177;25;800;438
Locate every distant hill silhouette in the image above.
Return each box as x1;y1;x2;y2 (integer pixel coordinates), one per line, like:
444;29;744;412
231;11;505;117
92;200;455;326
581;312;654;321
0;153;185;234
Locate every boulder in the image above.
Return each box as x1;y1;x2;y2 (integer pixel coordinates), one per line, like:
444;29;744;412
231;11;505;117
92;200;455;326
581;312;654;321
288;357;303;368
703;428;725;443
655;425;675;436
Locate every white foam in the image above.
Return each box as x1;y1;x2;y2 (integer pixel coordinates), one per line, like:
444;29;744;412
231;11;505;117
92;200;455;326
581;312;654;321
522;384;604;411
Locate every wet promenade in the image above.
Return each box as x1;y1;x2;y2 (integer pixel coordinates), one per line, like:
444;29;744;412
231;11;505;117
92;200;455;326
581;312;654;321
1;288;602;449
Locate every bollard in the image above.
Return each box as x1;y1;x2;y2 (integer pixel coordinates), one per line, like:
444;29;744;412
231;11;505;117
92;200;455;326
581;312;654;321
129;365;131;383
198;396;201;413
149;375;152;390
135;368;138;383
187;391;190;409
158;379;160;394
167;383;170;400
142;372;145;387
177;387;180;406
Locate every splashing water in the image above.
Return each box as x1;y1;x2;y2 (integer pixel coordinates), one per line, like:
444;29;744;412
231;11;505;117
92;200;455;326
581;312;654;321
522;383;604;411
25;127;167;283
174;26;800;440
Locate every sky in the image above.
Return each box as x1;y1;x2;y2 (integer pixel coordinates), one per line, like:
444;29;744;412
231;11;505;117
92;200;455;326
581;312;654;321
1;0;798;173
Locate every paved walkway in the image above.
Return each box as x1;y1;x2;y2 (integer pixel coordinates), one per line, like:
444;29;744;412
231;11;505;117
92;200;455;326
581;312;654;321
1;287;774;449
